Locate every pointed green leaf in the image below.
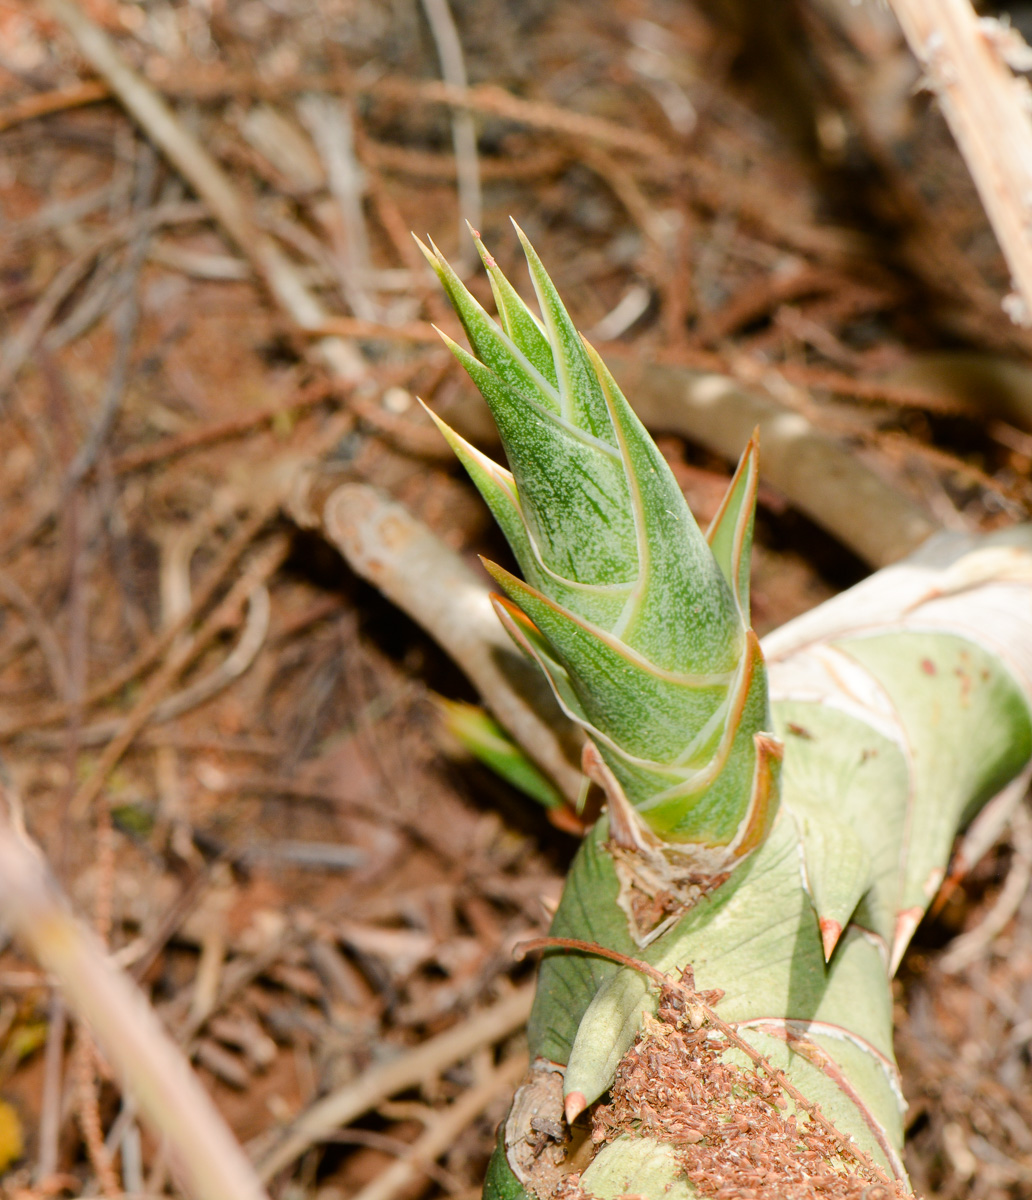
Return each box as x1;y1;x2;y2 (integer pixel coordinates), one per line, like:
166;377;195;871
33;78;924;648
435;696;564;809
706;431;759;626
513;221;615;439
424;406;634;629
485;561;729;766
773;700;909;951
421;404;533;565
528;822;640;1069
415;235;563;415
469;227;558;388
588;342;743;676
438;333;639;587
631;636;773;844
786;791;873;960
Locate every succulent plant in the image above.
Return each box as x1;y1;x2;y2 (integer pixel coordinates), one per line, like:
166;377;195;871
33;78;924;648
419;225;781;920
422;226;1032;1200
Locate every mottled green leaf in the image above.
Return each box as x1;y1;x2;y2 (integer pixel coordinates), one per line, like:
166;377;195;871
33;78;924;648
485;562;729;765
589;344;742;676
706;431;759;626
416;235;563;414
513;221;614;439
470;227;557;389
836;631;1032;969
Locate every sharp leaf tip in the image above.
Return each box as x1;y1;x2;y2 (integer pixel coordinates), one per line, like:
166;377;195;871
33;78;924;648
564;1091;587;1125
819;917;843;961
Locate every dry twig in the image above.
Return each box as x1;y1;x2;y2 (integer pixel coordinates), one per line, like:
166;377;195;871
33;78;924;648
889;0;1032;324
0;807;271;1200
419;0;483;244
256;984;533;1180
45;0;367;383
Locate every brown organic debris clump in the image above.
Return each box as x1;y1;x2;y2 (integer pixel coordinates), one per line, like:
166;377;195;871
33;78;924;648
590;978;912;1200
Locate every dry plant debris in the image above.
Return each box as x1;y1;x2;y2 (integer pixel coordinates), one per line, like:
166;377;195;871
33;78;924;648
0;0;1029;1196
592;983;903;1200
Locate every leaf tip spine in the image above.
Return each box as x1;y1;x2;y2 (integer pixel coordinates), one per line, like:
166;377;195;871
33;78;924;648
820;917;843;962
564;1091;587;1126
889;907;923;976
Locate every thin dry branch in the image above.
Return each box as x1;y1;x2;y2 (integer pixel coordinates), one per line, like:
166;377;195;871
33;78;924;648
889;0;1032;325
7;64;670;158
45;0;366;382
256;984;534;1180
419;0;483;243
0;809;271;1200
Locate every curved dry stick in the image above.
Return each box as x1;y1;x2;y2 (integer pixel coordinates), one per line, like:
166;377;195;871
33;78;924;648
320;483;585;802
606;354;941;568
0;811;270;1200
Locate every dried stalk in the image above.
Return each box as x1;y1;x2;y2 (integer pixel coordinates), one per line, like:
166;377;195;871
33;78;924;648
419;0;483;242
889;0;1032;324
0;811;270;1200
